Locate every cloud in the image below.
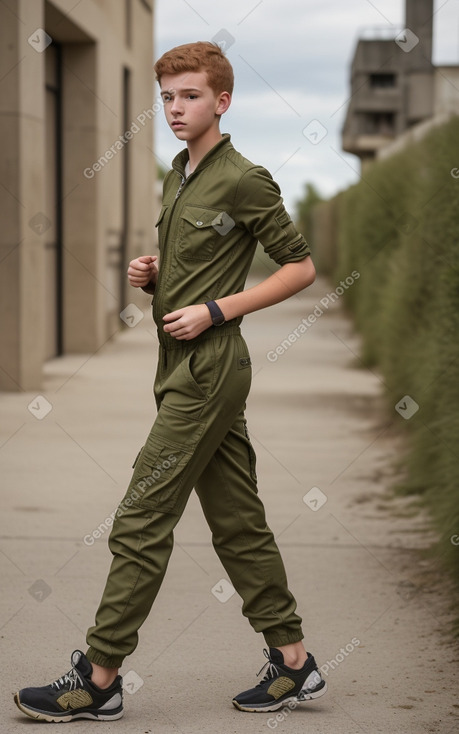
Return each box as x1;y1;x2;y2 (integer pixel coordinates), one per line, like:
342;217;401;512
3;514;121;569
154;0;458;213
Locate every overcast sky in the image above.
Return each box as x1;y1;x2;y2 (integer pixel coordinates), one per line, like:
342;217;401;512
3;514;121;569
153;0;459;214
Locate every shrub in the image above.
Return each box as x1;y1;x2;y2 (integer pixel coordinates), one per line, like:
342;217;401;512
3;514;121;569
335;116;459;585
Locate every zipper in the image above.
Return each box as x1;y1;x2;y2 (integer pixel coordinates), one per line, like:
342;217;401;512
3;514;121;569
175;175;186;200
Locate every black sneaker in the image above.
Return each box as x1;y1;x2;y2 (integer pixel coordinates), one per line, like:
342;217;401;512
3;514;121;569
14;650;123;722
232;647;327;712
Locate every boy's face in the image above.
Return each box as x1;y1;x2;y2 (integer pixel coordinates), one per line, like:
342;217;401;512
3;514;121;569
160;71;230;144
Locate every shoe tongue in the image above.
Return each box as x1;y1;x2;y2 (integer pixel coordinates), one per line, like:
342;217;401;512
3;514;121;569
269;647;284;665
71;650;93;679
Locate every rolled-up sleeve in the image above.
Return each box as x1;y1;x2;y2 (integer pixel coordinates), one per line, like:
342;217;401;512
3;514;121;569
234;166;311;266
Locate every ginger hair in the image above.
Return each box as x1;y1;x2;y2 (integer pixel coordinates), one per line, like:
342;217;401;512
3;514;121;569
154;42;234;96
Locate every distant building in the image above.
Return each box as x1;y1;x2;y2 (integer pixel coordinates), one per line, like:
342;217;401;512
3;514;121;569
342;0;458;165
0;0;156;391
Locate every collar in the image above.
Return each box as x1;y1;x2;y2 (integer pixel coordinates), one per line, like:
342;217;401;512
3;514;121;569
172;133;233;177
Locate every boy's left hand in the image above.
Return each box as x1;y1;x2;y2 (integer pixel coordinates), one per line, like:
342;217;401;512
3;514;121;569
163;305;212;340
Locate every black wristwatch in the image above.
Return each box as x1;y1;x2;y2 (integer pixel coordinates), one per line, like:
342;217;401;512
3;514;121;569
205;300;226;326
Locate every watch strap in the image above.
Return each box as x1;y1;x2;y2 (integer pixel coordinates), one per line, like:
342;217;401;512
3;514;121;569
205;300;225;326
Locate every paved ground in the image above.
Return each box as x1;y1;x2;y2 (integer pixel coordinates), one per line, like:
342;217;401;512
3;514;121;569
1;275;458;733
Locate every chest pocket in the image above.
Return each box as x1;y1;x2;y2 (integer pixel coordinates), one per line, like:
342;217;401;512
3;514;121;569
178;206;222;261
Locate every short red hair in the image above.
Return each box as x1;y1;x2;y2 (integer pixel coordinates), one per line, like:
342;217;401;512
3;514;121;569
154;42;234;96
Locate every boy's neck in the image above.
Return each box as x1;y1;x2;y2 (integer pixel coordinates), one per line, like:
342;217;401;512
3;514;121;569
186;127;223;174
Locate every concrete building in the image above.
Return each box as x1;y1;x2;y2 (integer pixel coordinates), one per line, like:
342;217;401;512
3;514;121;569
0;0;156;391
342;0;458;165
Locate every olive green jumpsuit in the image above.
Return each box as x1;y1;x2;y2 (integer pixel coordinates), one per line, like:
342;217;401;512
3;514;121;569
86;135;311;668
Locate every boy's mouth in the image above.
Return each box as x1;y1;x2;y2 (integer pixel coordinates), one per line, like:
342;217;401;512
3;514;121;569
172;121;185;128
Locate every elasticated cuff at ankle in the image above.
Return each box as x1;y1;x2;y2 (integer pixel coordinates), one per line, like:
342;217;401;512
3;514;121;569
263;630;304;647
86;647;124;669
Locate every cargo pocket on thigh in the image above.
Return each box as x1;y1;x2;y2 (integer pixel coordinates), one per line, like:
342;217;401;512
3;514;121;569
129;405;206;514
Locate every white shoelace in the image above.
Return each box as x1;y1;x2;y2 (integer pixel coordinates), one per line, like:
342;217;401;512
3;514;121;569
51;665;83;692
256;649;279;686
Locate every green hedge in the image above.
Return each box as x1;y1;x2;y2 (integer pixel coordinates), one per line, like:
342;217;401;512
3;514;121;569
335;117;459;583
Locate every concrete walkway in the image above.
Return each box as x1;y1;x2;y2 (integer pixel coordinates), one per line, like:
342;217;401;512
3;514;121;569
1;276;458;733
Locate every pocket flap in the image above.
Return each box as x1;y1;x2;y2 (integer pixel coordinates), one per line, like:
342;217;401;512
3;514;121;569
180;206;221;229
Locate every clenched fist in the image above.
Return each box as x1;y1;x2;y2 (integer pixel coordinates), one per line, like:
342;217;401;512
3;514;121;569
127;256;158;292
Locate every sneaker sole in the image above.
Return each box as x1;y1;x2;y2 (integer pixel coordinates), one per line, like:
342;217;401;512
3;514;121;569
14;693;124;722
232;681;327;713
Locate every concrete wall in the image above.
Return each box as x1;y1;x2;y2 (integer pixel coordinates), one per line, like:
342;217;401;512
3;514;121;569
377;68;459;160
342;0;436;160
434;67;459;116
0;0;155;390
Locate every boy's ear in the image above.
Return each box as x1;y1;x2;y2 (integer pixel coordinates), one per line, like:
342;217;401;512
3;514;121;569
216;91;231;116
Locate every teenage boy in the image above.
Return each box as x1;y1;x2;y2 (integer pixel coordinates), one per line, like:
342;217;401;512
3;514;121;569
14;42;327;722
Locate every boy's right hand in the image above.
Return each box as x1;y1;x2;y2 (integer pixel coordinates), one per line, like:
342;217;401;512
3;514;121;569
127;255;158;289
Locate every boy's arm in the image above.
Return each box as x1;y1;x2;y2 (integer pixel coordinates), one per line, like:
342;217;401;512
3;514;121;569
163;256;315;340
216;256;315;320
